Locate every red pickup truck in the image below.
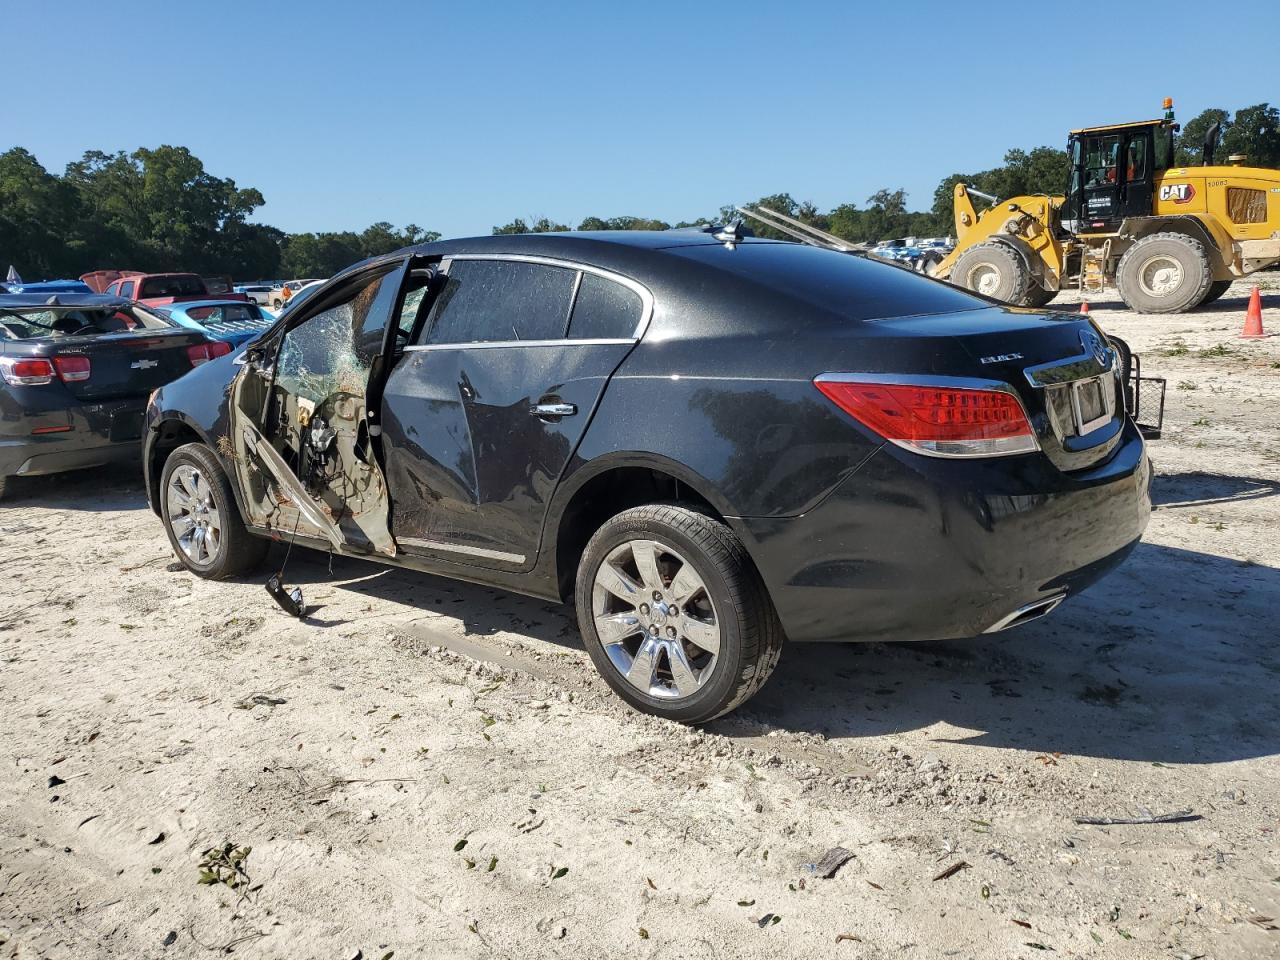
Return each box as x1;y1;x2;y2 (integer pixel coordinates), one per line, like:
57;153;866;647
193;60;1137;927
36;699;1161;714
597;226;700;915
79;271;248;306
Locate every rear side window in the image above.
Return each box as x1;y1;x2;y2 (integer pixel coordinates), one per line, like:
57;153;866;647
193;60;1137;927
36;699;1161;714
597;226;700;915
568;273;643;339
670;241;985;322
119;281;135;298
423;259;576;344
139;275;204;298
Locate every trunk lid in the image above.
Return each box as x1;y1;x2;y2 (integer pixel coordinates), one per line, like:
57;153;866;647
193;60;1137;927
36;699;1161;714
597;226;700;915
45;328;209;401
857;307;1127;472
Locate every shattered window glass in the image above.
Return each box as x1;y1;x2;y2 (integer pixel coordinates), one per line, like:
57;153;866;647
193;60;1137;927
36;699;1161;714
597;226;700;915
275;274;387;406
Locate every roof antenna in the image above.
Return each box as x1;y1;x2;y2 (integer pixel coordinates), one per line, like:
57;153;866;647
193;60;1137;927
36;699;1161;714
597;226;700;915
713;219;745;249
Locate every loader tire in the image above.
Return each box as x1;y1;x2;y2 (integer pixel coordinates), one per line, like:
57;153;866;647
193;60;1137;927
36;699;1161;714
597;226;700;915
949;242;1029;304
1021;285;1058;308
1115;233;1213;314
1196;279;1232;308
917;250;944;276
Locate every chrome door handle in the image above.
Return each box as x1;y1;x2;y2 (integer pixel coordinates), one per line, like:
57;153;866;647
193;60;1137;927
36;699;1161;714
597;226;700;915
530;401;576;418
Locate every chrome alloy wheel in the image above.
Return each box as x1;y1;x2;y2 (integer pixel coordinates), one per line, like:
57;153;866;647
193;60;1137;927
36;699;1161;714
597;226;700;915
1137;254;1183;297
166;463;222;564
591;539;721;701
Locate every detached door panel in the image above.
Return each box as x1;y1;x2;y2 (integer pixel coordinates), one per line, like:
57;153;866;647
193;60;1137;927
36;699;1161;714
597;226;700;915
227;259;408;556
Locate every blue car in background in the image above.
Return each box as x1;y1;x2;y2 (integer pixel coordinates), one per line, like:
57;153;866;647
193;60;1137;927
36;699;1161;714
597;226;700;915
151;300;275;348
2;279;94;295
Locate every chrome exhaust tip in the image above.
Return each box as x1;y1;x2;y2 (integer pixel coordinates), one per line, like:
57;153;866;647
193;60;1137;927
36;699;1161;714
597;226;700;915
984;593;1067;634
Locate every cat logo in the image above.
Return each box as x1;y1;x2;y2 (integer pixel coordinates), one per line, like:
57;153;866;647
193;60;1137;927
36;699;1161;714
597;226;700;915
1159;183;1196;204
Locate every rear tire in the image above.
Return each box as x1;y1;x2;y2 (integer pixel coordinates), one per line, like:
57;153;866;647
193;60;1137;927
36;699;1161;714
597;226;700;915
1197;279;1232;308
159;443;268;580
916;251;944;275
1021;285;1058;308
949;242;1030;304
1115;232;1214;314
1109;336;1134;414
0;476;10;501
575;504;784;724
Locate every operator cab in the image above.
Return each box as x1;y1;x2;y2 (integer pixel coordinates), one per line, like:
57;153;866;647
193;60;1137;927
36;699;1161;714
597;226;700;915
1063;115;1177;234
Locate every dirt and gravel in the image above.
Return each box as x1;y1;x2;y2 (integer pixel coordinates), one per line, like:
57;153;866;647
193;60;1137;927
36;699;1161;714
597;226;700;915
1;281;1278;960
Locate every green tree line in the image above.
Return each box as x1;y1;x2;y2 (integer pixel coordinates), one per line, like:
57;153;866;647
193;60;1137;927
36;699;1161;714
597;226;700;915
3;104;1274;281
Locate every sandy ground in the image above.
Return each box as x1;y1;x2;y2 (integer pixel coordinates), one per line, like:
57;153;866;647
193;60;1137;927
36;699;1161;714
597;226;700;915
1;281;1278;960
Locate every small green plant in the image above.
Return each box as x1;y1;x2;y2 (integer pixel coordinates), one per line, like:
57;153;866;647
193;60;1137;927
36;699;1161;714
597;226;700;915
1192;417;1210;426
1176;380;1198;391
1197;344;1238;359
197;842;251;890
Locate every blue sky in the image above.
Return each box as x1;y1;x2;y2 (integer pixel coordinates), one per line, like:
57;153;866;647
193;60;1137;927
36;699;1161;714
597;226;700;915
6;0;1276;237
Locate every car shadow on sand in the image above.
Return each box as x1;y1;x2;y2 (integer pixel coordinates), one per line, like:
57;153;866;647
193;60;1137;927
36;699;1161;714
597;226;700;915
281;547;582;650
278;537;1278;766
721;540;1280;765
41;467;1273;766
0;461;146;513
1150;470;1277;509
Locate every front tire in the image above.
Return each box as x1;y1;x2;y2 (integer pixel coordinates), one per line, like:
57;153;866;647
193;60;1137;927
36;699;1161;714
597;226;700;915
575;504;784;724
160;443;267;579
950;242;1030;303
1197;279;1232;308
1115;232;1214;314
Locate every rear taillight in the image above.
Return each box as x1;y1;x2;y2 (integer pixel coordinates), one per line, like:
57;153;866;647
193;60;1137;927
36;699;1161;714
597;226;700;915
814;375;1039;458
186;341;232;366
53;355;92;382
0;357;56;386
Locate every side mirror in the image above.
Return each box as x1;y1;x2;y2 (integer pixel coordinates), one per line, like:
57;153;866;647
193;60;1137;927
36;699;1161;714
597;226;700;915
243;344;270;367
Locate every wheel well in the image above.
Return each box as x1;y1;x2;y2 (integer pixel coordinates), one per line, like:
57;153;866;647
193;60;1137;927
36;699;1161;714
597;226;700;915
1119;217;1228;271
553;466;722;601
148;420;203;513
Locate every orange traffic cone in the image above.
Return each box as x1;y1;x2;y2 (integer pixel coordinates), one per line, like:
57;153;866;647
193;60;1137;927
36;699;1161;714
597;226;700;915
1079;301;1090;315
1240;286;1269;339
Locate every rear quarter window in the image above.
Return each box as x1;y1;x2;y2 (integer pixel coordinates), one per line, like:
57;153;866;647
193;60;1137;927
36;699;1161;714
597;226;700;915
670;241;985;321
568;273;643;339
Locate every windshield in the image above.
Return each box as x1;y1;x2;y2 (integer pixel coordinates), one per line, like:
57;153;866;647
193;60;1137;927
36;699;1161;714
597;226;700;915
139;275;206;298
0;305;173;341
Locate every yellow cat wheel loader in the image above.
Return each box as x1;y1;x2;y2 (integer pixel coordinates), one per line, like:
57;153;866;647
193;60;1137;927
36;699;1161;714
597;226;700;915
933;99;1280;313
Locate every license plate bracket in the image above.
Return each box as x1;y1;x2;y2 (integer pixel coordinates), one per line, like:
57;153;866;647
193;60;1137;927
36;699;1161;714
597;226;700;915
1071;375;1110;435
108;408;144;442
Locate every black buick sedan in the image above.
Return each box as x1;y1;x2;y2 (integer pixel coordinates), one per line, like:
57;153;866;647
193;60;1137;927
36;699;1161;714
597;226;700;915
143;231;1151;722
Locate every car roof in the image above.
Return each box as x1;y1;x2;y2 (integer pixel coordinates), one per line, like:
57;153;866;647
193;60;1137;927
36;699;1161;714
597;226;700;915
329;230;775;277
0;292;134;310
422;230;742;254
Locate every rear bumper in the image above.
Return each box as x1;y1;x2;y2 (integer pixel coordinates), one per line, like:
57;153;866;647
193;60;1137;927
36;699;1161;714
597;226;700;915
737;421;1152;643
0;397;145;479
